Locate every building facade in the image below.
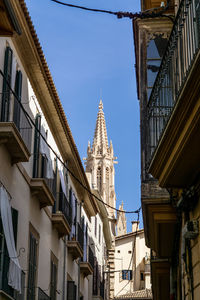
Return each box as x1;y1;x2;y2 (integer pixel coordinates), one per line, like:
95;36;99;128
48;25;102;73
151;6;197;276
133;0;200;299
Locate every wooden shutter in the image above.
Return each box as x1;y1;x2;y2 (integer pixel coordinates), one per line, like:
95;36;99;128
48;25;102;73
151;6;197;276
13;70;22;130
1;46;13;122
93;257;98;295
74;196;77;236
33;114;41;178
27;232;38;300
50;259;57;300
67;281;76;300
1;207;18;297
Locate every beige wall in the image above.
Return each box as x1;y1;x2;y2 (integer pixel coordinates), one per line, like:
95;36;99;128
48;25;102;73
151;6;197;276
114;230;151;297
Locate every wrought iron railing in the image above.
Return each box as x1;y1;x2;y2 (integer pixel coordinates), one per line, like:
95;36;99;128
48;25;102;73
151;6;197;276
38;287;50;300
53;191;72;226
147;0;200;165
77;222;84;251
0;71;32;153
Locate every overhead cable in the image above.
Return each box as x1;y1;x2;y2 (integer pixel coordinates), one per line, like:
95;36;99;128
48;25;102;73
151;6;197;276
0;69;140;215
50;0;172;20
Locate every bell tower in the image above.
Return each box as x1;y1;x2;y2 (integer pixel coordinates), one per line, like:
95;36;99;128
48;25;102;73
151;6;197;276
84;100;117;299
85;99;117;220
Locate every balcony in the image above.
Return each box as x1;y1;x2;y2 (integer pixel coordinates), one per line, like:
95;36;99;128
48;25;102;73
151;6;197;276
30;176;56;208
80;246;94;277
30;155;56;208
0;71;32;164
67;223;83;260
147;0;200;187
52;192;72;238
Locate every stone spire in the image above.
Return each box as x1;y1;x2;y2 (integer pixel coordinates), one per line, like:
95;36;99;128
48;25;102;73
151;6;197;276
92;100;109;154
84;99;117;218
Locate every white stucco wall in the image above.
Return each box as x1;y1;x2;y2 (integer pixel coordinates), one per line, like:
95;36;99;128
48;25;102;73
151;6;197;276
114;230;151;297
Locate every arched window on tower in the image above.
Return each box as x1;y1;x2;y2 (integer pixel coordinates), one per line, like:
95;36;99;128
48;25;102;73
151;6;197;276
97;167;102;193
106;167;109;204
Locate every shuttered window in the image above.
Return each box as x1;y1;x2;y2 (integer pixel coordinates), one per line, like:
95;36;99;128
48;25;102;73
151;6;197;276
13;70;22;130
122;270;132;280
33;114;41;178
50;258;57;300
99;224;101;244
67;281;77;300
0;208;18;297
14;271;25;300
93;257;98;295
94;217;97;237
1;46;13;122
27;230;39;300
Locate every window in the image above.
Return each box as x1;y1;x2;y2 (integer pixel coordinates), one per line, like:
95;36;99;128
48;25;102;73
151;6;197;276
1;46;13;122
147;35;168;100
13;70;23;130
27;225;39;300
67;281;77;300
97;167;102;192
0;207;19;298
140;272;144;281
69;189;77;240
93;258;99;295
122;270;132;280
33;113;41;178
117;250;120;253
94;217;97;237
99;224;101;244
50;252;58;300
106;167;109;204
128;250;132;254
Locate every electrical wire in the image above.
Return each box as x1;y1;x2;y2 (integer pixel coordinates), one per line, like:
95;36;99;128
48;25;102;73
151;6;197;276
0;69;140;215
50;0;173;20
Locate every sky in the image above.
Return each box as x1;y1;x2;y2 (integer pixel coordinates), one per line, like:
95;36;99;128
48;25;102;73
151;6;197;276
26;0;141;231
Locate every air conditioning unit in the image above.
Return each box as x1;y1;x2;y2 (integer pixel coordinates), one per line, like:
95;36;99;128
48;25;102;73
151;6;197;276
183;220;199;239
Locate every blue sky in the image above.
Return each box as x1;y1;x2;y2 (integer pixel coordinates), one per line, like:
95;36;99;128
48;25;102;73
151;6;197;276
26;0;141;231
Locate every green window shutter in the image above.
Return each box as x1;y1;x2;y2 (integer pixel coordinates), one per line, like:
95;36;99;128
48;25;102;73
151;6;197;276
33;114;41;178
14;70;22;101
67;281;76;300
13;70;22;130
0;207;18;297
50;260;57;300
1;46;13;122
27;233;38;300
